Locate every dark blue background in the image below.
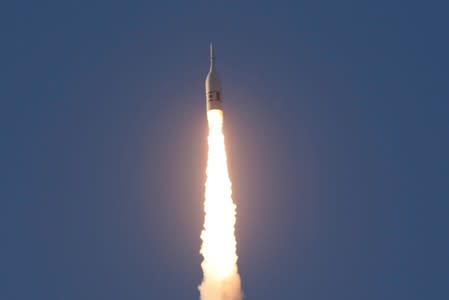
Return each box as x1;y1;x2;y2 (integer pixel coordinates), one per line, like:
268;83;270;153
2;1;448;299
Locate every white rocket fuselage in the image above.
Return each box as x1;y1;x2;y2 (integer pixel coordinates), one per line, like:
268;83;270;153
205;43;223;111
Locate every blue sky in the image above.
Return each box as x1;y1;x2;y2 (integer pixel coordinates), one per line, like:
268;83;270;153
2;1;449;299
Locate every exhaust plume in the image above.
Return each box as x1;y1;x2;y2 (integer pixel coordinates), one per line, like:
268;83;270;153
199;109;243;300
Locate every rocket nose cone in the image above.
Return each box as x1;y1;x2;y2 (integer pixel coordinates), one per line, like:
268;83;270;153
209;42;216;70
205;42;223;111
210;42;215;60
205;42;221;91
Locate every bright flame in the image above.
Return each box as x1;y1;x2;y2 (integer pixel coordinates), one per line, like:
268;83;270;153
199;109;242;300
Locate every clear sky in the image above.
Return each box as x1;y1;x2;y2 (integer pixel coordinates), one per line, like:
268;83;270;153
2;1;449;299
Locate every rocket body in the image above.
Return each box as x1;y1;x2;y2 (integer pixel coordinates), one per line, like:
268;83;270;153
205;43;223;111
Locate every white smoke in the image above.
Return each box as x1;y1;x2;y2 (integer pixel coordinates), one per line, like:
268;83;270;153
199;110;243;300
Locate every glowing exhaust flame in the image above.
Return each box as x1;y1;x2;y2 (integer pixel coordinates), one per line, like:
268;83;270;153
199;109;242;300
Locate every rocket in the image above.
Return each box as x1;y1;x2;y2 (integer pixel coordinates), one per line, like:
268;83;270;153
205;43;223;111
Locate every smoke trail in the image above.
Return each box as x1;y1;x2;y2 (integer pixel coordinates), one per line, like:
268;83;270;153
199;110;242;300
